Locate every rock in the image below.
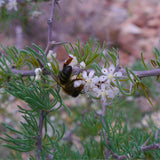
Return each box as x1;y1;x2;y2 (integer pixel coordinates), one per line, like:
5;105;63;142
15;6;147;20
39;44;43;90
132;14;147;27
141;28;158;38
147;19;160;28
121;23;142;35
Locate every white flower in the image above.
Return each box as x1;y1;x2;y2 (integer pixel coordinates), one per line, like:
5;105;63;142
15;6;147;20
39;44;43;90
80;61;86;69
93;84;108;103
98;75;108;82
107;86;119;99
50;116;55;121
126;96;134;101
83;70;94;83
47;63;52;70
35;75;41;81
69;55;78;67
35;68;42;81
101;68;108;75
82;70;94;82
31;10;42;18
82;70;96;92
92;76;99;84
0;0;5;8
7;0;18;11
74;81;81;87
47;50;56;60
102;64;122;83
93;84;119;103
35;68;42;75
74;80;85;87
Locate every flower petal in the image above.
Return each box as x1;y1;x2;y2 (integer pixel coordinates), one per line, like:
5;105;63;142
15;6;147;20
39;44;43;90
101;84;106;90
80;61;86;69
114;72;122;77
92;76;99;84
89;70;95;78
109;64;115;73
74;80;82;87
101;68;108;75
82;71;88;79
99;75;107;82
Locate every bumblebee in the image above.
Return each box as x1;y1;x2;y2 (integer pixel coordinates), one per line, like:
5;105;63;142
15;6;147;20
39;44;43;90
58;56;84;97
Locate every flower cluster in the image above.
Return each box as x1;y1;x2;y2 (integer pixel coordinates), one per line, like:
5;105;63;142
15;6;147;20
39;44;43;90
68;55;122;104
0;0;5;8
0;0;18;11
35;68;42;81
47;50;57;62
7;0;17;11
82;66;122;103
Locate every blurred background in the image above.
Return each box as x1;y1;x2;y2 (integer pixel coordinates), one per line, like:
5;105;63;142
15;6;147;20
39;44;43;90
1;0;160;159
1;0;160;65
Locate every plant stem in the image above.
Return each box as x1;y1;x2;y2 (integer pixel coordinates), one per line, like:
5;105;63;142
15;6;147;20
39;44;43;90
110;142;160;160
100;101;110;159
120;68;160;78
44;0;56;55
9;67;160;79
37;110;45;160
36;1;56;157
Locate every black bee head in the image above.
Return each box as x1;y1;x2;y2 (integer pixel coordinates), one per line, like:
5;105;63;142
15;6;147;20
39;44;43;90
63;65;72;76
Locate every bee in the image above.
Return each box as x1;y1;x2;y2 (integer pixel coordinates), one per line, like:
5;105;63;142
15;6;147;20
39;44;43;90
58;56;84;97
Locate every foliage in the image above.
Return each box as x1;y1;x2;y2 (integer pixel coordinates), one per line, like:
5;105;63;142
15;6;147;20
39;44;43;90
0;39;160;160
0;0;48;32
1;1;160;159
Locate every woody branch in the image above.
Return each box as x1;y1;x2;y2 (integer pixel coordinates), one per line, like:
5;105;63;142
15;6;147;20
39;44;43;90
37;0;57;159
9;67;160;79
